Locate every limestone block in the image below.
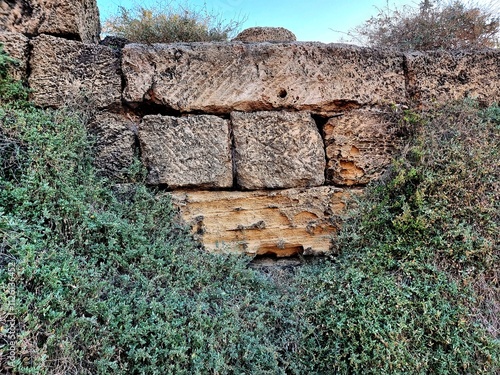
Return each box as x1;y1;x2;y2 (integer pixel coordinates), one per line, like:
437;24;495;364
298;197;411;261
233;27;297;42
29;35;121;108
0;0;100;43
405;50;500;105
231;111;325;190
88;112;137;178
324;109;399;186
0;32;29;81
171;187;359;257
122;42;406;114
139;115;233;188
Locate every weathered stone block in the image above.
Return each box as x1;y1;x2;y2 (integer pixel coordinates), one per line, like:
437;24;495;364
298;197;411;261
324;109;399;186
233;27;296;42
0;32;29;81
139;115;233;188
0;0;100;43
405;50;500;105
88;112;137;178
122;42;406;114
232;111;325;190
171;187;359;256
29;35;121;108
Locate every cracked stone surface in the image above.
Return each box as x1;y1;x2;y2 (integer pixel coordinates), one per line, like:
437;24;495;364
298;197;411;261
88;111;137;178
405;50;500;106
231;111;325;190
0;0;101;43
139;115;233;188
122;42;406;114
324;109;400;186
0;32;29;81
171;187;360;256
29;35;121;108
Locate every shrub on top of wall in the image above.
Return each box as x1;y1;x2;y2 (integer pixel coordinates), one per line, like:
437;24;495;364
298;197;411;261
103;1;245;43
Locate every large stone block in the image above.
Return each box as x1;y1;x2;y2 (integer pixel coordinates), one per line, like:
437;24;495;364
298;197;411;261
122;42;406;114
29;35;121;108
139;115;233;188
324;109;399;186
171;187;359;257
405;50;500;105
88;112;137;178
231;111;325;190
0;0;100;43
0;32;29;81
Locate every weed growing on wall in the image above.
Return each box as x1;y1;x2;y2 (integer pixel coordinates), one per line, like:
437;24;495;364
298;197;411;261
296;99;500;374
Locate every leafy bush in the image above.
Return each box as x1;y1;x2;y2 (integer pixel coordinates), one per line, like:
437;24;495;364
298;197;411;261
103;1;245;43
348;0;500;50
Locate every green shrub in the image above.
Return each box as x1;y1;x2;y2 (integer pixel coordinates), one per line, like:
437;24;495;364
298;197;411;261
103;1;245;43
296;100;500;374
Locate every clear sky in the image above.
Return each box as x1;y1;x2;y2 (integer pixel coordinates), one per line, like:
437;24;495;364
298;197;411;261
96;0;499;43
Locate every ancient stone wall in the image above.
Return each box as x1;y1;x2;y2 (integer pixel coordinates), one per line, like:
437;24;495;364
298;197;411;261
1;1;498;257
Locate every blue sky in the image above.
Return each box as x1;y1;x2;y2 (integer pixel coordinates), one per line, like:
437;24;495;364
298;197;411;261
96;0;413;43
96;0;499;43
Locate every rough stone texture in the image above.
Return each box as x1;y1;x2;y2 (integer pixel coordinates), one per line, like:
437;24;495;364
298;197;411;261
0;32;29;80
29;35;121;108
0;0;100;43
324;109;400;186
88;112;137;178
171;187;359;256
139;115;233;188
405;50;500;105
122;42;406;114
233;27;297;42
232;111;325;190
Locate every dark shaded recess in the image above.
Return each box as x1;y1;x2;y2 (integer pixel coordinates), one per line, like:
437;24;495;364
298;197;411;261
100;36;130;53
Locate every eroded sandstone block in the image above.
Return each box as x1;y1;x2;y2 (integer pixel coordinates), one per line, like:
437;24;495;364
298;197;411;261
88;112;137;178
232;111;325;190
233;27;297;42
139;115;233;188
29;35;121;108
171;187;359;256
405;50;500;105
324;109;399;186
0;0;100;43
0;32;29;81
122;42;405;114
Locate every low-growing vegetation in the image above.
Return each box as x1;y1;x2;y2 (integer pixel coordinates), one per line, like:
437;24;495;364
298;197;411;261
0;45;499;374
103;1;245;43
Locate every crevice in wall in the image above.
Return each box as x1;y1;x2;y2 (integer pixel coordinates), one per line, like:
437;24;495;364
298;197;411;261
312;113;334;186
39;32;82;42
129;102;183;118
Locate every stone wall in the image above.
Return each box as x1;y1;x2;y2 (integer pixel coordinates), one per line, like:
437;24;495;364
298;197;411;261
0;1;498;257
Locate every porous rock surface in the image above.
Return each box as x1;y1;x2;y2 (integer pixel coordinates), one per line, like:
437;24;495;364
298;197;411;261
29;35;121;108
139;115;233;188
405;50;500;105
232;27;297;42
88;112;137;178
0;32;29;80
122;42;406;114
232;111;325;190
171;187;359;257
0;0;101;43
324;109;400;186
